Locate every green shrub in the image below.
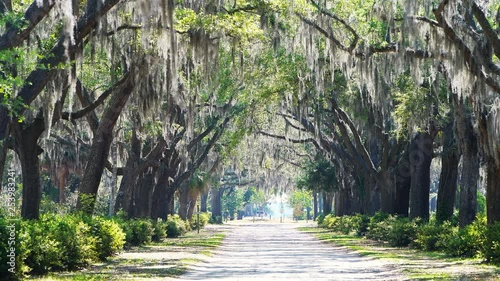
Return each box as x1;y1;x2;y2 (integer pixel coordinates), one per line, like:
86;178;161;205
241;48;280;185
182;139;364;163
344;214;369;236
166;214;188;238
209;215;223;224
190;212;210;230
413;221;454;251
90;217;125;260
320;214;337;229
316;213;326;225
366;215;417;247
22;214;101;273
20;220;59;274
152;219;167;242
485;222;500;263
119;219;154;246
53;215;98;270
0;216;28;280
441;216;486;258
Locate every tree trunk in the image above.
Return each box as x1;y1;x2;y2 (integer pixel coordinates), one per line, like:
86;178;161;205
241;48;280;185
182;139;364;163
186;188;199;220
455;99;479;227
200;190;208;212
486;157;500;225
379;171;395;214
114;131;141;214
210;186;223;223
12;118;45;220
322;190;333;215
114;166;137;215
334;188;350;216
459;151;479;227
409;132;433;221
394;148;411;217
178;185;189;220
0;121;9;189
436;118;459;223
313;191;318;219
135;170;155;218
478;101;500;225
150;165;177;220
77;68;143;214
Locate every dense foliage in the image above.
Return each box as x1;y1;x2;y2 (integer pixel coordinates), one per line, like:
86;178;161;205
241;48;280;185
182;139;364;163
0;212;204;279
320;213;500;262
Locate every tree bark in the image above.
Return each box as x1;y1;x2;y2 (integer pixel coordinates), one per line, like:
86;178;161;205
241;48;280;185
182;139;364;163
114;131;141;214
455;99;479;227
210;186;223;223
393;147;411;216
186;188;199;220
436;118;459;223
0;116;9;189
134;169;155;218
200;190;209;212
150;165;172;219
334;187;350;216
379;171;395;214
409;132;433;221
12;117;45;220
178;184;190;220
77;65;146;214
313;191;318;219
322;190;333;215
486;156;500;225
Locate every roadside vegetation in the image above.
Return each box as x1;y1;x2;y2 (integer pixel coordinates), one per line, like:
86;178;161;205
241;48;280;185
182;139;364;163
300;212;500;280
0;211;212;280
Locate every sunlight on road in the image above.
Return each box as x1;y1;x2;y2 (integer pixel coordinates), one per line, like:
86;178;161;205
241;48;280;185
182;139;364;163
178;221;402;281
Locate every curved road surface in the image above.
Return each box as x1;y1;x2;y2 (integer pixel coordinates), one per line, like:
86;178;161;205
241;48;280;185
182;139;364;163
180;222;403;281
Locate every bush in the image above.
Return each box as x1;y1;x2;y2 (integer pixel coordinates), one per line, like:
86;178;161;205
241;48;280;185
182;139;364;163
485;222;500;262
190;212;210;230
316;212;326;225
413;221;454;251
0;216;28;279
90;217;125;260
118;218;154;246
317;211;500;263
209;215;223;224
19;214;99;274
166;214;188;238
152;219;167;242
344;214;369;236
320;214;336;229
52;215;98;270
441;216;486;258
366;215;417;247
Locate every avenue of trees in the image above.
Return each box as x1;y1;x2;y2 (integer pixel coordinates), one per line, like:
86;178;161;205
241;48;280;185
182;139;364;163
1;0;500;244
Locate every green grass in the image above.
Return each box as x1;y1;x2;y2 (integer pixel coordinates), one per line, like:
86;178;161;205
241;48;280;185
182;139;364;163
300;226;500;281
159;233;225;248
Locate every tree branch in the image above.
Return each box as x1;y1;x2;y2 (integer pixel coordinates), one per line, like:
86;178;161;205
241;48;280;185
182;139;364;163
0;0;55;51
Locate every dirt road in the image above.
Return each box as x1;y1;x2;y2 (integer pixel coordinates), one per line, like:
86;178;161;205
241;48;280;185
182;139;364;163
179;222;403;281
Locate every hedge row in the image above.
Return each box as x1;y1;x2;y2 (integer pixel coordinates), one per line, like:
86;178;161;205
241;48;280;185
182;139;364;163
319;213;500;263
0;212;211;279
0;213;125;278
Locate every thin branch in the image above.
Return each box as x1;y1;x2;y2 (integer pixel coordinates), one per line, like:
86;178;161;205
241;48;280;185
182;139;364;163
298;14;349;52
258;130;318;145
433;0;500;93
61;80;118;121
0;0;54;51
105;24;142;36
309;0;359;52
472;2;500;59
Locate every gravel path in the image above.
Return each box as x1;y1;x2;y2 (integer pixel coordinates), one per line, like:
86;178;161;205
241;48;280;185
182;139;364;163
179;222;404;281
